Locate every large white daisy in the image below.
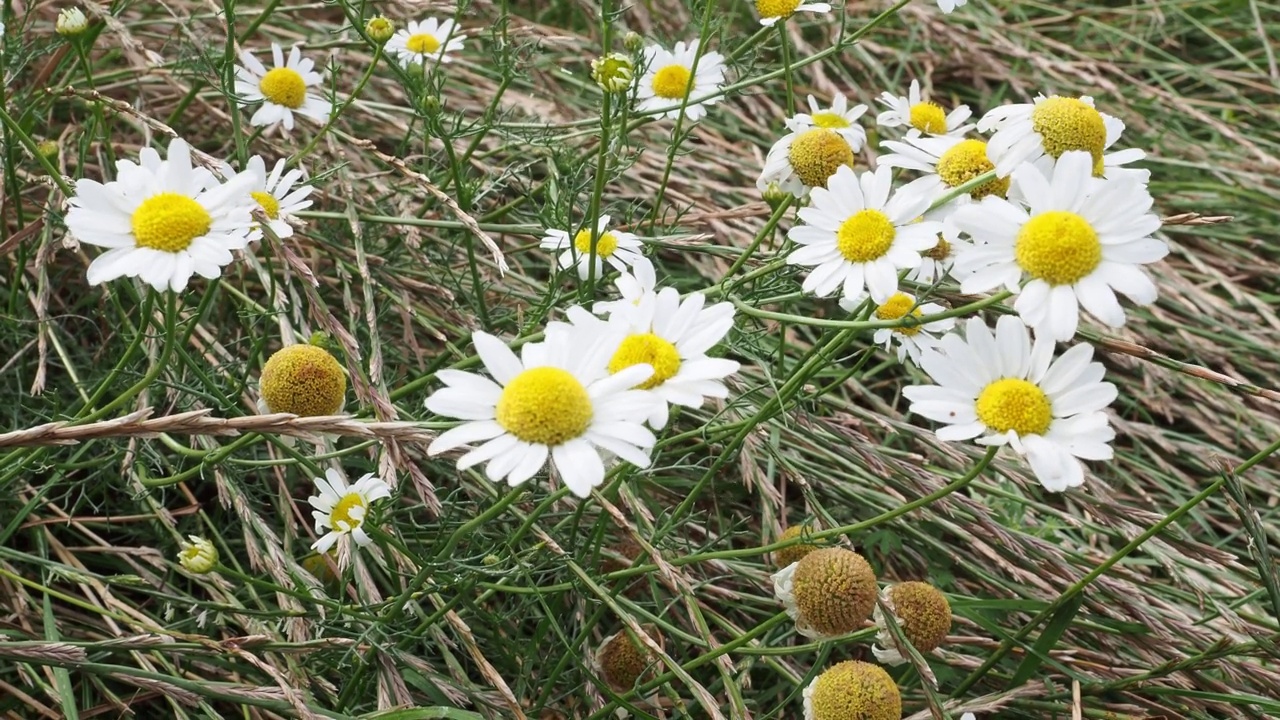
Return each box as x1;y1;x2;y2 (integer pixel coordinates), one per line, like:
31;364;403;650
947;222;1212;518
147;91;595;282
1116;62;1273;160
903;315;1117;492
234;43;330;131
876;79;974;138
540;214;646;280
753;0;832;26
949;151;1166;341
840;292;954;365
386;17;466;68
65;138;257;292
756;127;857;198
308;468;392;553
784;93;868;149
636;41;726;122
786;164;941;302
979;94;1147;180
218;155;314;241
425;324;661;497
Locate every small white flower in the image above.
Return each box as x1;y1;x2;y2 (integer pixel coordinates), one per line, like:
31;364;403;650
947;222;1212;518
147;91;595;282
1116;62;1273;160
979;94;1147;181
876;79;974;138
753;0;832;26
593;256;658;317
64;137;257;292
307;468;391;553
425;324;661;498
840;292;954;365
540;214;645;280
784;93;868;149
217;155;314;241
936;0;970;12
234;43;330;131
878;135;1010;212
636;41;726;122
786;164;941;302
386;17;466;68
903;315;1118;492
950;151;1166;341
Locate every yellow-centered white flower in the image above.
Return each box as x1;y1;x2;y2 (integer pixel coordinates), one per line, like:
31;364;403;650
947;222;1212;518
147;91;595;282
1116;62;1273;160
753;0;832;26
979;94;1147;181
786;164;941;302
387;17;466;68
425;324;661;497
217;155;314;241
876;79;974;138
950;151;1166;341
540;214;646;280
757;126;857;198
234;44;330;131
904;315;1117;492
636;41;726;122
840;292;954;365
785;93;868;149
308;468;391;553
65;138;257;292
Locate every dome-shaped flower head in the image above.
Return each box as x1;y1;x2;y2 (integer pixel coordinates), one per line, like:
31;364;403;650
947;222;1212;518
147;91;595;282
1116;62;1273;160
258;344;347;416
873;581;953;665
773;547;877;639
802;660;901;720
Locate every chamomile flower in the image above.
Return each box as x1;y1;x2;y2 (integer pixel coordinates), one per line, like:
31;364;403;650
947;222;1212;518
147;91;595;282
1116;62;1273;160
878;135;1010;206
756;127;856;198
64;137;257;292
234;43;330;131
540;215;646;280
594;625;663;692
564;285;740;429
425;324;660;498
594;256;658;316
636;41;726;122
387;17;466;68
950;151;1166;341
786;164;941;302
307;468;391;553
840;292;954;365
258;344;347;416
218;156;314;241
177;536;218;574
753;0;832;26
935;0;969;11
784;93;868;149
876;79;974;138
773;547;877;639
979;94;1147;180
872;581;952;665
803;661;901;720
903;315;1118;492
908;217;970;285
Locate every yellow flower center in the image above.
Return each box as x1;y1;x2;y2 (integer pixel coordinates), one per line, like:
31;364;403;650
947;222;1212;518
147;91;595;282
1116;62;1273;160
130;193;212;253
406;33;442;55
756;0;802;19
651;64;692;100
608;333;681;389
811;111;850;129
330;492;367;532
260;344;347;416
975;378;1052;436
809;661;901;720
573;229;619;258
936;139;1010;199
1015;210;1101;286
1030;96;1107;175
251;190;280;219
887;581;952;654
909;102;948;134
835;209;895;263
259;67;307;109
874;293;924;337
792;548;878;637
923;236;951;261
787;128;854;188
495;367;593;445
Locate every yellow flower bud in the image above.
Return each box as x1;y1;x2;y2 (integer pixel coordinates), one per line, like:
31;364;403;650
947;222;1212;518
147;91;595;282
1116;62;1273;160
56;7;88;37
365;15;395;45
591;52;634;93
259;344;347;416
178;536;218;574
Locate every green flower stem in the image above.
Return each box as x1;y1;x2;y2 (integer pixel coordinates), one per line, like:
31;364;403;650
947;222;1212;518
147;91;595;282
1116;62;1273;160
0;105;75;196
732;290;1013;329
79;291;179;424
289;45;385;167
720;196;793;285
582;88;613;300
778;23;796;116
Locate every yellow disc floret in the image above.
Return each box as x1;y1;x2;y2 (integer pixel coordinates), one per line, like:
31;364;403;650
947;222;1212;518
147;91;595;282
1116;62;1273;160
757;0;802;20
406;33;442;55
651;64;692;100
936;139;1010;200
251;190;281;219
812;111;850;129
260;344;347;416
887;581;952;654
773;523;820;569
909;102;948;135
573;229;619;258
808;660;901;720
976;378;1053;436
259;67;307;109
788;129;855;189
836;209;895;263
1030;96;1107;175
874;293;924;337
608;333;681;389
792;548;878;636
495;367;593;445
598;626;663;691
1015;210;1102;286
131;193;212;252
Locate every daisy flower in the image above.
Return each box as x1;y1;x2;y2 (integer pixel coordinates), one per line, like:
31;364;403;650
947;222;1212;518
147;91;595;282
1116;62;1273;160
904;315;1118;491
593;255;658;317
878;135;1010;206
840;292;954;365
950;151;1166;341
425;324;661;498
784;93;868;149
907;212;971;286
540;214;646;280
563;287;739;428
218;155;314;241
756;127;857;198
307;468;392;553
753;0;832;26
786;164;941;302
636;41;726;122
65;138;257;292
979;94;1147;180
386;17;466;68
876;79;974;138
234;43;330;131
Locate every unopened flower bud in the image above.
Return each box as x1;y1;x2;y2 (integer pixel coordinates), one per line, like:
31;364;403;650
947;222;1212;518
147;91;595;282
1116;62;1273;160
56;7;88;37
622;31;643;53
591;52;634;93
365;16;395;45
178;536;218;574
